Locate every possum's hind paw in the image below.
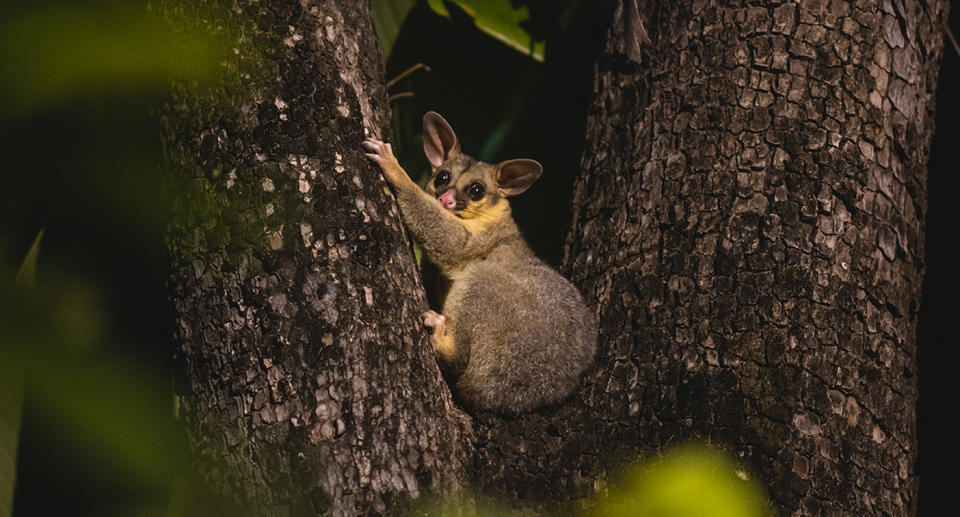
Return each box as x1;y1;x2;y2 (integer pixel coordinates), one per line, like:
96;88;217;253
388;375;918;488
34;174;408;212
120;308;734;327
422;310;456;363
422;310;446;339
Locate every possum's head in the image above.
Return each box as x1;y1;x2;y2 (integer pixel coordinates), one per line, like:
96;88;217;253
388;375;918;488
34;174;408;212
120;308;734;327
422;111;542;221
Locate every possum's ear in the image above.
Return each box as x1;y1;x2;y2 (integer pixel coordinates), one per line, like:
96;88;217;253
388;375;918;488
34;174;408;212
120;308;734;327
423;111;460;169
496;159;542;196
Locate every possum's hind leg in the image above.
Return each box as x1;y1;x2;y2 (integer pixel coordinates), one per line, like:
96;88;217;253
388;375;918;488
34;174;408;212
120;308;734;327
422;310;457;367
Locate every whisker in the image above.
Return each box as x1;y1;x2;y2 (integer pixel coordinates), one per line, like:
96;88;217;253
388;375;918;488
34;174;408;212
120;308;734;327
458;207;498;222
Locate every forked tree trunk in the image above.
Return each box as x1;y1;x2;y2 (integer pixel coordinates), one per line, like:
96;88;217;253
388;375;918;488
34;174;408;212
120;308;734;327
163;0;947;515
161;1;469;515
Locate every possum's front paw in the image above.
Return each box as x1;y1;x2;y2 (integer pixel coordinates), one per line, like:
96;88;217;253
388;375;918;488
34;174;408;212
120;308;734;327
363;138;408;187
422;310;456;364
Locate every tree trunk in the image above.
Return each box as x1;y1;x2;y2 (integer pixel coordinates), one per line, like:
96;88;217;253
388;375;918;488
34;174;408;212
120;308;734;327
560;0;943;514
163;0;947;515
161;1;469;515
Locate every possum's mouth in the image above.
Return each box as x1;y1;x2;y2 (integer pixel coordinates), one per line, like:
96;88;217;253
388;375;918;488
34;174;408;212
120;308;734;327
433;196;470;218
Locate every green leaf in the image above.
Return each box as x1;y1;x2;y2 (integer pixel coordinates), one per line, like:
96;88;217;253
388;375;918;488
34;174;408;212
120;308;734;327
25;350;185;489
0;286;184;505
14;229;44;288
430;0;546;62
426;0;451;17
592;443;772;517
371;0;418;61
480;124;509;162
0;5;219;118
1;229;43;517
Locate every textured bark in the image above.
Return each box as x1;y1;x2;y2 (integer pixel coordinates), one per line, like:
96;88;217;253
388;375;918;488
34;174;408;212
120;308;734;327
562;0;942;514
161;1;469;515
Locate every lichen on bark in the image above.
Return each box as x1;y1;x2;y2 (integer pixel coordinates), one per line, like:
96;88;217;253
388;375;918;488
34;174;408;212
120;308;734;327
161;1;470;515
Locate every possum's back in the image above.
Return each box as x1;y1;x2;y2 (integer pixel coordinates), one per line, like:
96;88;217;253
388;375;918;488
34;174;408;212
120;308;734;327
449;257;597;413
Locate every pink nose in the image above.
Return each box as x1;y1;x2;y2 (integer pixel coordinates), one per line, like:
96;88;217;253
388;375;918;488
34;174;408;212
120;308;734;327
439;191;456;210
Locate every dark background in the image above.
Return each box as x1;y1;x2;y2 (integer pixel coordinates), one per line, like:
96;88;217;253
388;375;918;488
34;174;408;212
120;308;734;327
916;6;958;513
1;1;955;514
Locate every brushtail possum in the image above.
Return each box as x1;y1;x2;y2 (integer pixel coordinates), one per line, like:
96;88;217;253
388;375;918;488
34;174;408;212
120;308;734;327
363;112;596;413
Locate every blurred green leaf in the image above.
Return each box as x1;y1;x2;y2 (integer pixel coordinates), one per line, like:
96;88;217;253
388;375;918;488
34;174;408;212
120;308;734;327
25;348;185;489
0;322;185;494
480;122;510;162
14;229;44;288
426;0;451;18
0;4;219;117
413;244;424;268
1;268;183;509
428;0;546;62
1;229;43;517
591;443;771;517
371;0;418;61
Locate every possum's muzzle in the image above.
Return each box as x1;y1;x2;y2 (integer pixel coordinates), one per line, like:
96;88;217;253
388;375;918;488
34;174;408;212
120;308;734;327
437;189;457;210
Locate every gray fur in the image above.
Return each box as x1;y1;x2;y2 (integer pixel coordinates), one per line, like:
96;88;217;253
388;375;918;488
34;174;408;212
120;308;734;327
388;112;597;413
447;241;597;413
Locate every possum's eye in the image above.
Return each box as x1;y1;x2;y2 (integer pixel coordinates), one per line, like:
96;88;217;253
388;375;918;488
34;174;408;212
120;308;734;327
467;182;485;201
434;170;450;188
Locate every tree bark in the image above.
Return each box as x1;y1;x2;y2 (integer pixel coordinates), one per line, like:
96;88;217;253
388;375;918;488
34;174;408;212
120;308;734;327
161;1;469;515
558;0;943;514
162;0;947;515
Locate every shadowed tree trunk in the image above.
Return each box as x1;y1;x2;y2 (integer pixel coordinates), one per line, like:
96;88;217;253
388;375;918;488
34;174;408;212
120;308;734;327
161;1;469;515
535;0;942;514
